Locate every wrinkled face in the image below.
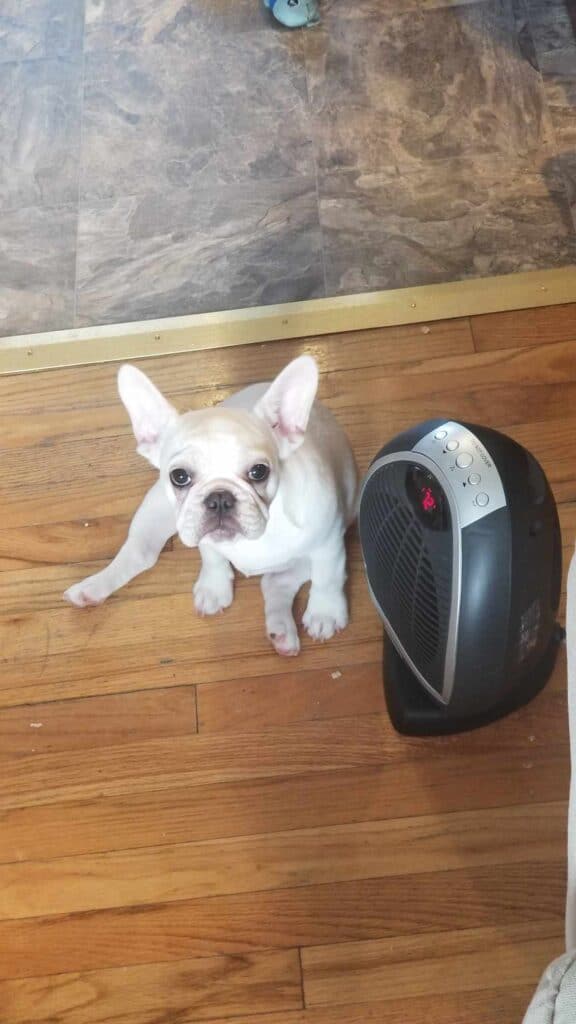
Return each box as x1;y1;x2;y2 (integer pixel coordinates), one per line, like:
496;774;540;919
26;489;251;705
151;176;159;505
117;354;319;547
160;409;279;546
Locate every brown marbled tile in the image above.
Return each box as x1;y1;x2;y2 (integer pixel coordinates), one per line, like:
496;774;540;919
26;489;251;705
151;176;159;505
527;0;575;56
306;0;482;19
539;43;576;229
83;0;481;52
540;46;576;142
319;157;576;295
85;0;269;51
555;151;576;228
0;204;76;338
76;179;324;326
80;31;313;200
0;0;574;342
0;0;85;63
0;57;82;212
305;0;553;175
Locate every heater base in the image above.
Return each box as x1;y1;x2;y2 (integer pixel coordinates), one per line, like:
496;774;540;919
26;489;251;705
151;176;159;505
383;628;564;736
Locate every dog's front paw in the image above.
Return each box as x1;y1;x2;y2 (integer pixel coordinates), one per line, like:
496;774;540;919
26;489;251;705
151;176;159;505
64;578;108;608
266;614;300;657
193;574;234;616
303;591;348;642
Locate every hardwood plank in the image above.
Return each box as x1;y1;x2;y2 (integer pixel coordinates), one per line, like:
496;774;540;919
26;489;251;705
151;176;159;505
184;986;536;1024
0;546;218;615
0;750;567;864
471;303;576;352
1;517;571;618
4;337;576;531
0;803;564;921
301;922;562;1007
0;686;197;758
196;663;385;733
0;641;384;705
1;397;574;535
0;587;381;708
0;517;173;572
0;308;572;1024
197;645;567;732
0;319;474;420
0;546;382;706
0;477;141;535
0;680;568;811
0;658;197;707
0;862;563;981
0;404;571;536
0;716;391;810
0;322;474;497
2;535;372;616
0;515;569;708
0;948;302;1024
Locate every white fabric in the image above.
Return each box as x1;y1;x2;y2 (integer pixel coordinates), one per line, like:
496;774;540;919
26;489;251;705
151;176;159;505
523;955;576;1024
522;545;576;1022
566;549;576;949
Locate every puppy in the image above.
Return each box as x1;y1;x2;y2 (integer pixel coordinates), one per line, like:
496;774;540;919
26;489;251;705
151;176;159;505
64;355;358;656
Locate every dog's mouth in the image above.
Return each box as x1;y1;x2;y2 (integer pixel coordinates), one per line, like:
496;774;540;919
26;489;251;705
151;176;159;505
178;517;242;547
201;518;242;541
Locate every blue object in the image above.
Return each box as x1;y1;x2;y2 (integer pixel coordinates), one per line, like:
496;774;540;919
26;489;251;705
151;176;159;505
264;0;320;28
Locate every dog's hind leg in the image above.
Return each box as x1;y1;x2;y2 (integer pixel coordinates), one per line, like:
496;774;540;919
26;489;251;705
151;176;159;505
64;481;176;607
261;558;311;656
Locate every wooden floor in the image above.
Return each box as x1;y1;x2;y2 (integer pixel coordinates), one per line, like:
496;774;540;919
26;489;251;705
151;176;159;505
1;304;575;1023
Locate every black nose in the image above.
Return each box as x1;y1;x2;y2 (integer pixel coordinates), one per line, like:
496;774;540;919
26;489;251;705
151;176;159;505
204;490;236;515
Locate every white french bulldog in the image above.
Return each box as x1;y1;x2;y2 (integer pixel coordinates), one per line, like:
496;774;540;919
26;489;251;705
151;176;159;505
64;355;358;656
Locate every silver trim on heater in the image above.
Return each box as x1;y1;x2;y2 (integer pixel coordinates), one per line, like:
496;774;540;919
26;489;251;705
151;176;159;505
361;451;463;706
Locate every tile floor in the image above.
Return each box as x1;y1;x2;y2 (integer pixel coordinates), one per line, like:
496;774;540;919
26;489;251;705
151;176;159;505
0;0;575;337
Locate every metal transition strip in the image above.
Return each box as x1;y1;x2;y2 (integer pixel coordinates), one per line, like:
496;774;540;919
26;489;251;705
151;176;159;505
0;266;574;375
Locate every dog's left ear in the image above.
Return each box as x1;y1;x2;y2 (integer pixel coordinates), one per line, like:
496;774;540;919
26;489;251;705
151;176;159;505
254;355;319;459
118;364;177;467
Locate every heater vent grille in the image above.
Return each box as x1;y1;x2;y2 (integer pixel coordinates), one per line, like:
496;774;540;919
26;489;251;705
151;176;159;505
360;461;453;694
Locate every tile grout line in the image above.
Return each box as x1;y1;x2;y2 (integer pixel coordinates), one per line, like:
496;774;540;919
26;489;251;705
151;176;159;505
72;5;88;328
301;31;328;299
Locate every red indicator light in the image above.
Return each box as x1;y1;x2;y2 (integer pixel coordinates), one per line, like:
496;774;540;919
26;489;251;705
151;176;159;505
421;486;437;512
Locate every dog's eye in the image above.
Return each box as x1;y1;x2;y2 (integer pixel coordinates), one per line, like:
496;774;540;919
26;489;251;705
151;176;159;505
169;468;192;488
248;464;270;483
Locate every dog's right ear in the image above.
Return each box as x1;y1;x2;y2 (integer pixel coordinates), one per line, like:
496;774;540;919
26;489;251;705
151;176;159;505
117;365;177;467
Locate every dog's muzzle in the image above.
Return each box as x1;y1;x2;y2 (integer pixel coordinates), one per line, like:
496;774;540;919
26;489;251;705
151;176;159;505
176;479;269;546
201;489;239;537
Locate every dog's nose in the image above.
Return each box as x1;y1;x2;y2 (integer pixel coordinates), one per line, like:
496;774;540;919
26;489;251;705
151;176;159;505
204;490;236;515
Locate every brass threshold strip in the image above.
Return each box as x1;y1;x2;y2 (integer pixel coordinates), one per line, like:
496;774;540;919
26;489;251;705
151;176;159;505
1;266;575;375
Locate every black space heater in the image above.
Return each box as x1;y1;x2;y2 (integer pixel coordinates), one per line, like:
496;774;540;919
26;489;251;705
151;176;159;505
358;419;563;736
